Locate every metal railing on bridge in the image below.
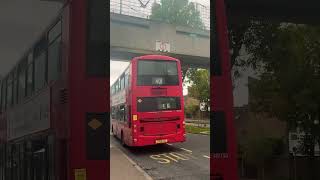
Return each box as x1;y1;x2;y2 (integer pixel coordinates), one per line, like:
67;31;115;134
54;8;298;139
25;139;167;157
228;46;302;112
110;0;210;30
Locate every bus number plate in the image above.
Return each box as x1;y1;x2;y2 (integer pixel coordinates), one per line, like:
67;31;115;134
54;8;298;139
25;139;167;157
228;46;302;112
156;139;168;144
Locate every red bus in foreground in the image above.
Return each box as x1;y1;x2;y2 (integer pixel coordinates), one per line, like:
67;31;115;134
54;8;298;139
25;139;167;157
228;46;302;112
0;1;108;180
111;55;186;146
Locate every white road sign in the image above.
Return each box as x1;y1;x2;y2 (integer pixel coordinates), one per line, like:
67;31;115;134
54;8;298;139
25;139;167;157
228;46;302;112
156;40;170;52
200;102;206;111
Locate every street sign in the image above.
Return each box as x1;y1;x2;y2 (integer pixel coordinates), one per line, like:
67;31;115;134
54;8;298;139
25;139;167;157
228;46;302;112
200;102;206;111
156;40;170;52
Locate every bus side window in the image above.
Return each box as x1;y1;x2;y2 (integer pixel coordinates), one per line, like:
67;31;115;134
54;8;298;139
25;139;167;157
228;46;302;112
116;106;120;121
111;85;114;95
0;80;2;113
115;80;119;93
1;81;6;111
111;107;115;119
120;75;125;90
48;19;62;82
126;105;131;128
26;51;35;97
119;105;125;121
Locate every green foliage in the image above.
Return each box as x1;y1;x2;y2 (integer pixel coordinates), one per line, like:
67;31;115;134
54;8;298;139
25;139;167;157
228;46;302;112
185;125;210;134
231;21;320;179
244;137;282;166
242;136;283;180
150;0;205;29
185;104;199;118
249;24;320;123
186;69;209;102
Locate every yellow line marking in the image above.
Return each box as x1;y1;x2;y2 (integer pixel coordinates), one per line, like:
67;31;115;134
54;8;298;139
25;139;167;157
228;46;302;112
150;155;171;164
180;148;192;153
162;154;178;162
203;155;210;159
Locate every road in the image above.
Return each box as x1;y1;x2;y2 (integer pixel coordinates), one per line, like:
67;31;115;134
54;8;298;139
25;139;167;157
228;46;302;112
110;133;210;180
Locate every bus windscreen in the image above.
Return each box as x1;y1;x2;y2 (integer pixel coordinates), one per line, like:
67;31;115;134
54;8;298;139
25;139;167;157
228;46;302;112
137;60;179;86
137;97;181;112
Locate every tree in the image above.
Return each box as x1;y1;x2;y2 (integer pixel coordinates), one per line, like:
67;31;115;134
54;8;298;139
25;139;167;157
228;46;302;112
243;136;283;180
245;23;320;179
150;0;205;29
186;69;209;103
228;19;278;84
184;97;200;119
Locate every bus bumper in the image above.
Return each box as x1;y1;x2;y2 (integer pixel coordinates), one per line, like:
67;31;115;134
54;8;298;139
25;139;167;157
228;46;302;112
131;132;186;147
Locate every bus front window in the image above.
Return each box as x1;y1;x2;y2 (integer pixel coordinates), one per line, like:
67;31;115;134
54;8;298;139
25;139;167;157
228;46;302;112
137;60;179;86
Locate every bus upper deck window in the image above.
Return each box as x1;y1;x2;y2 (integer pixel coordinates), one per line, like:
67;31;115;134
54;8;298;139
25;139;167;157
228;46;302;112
137;60;179;86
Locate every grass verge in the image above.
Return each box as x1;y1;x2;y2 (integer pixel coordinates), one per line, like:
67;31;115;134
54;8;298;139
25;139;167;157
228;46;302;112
185;124;210;135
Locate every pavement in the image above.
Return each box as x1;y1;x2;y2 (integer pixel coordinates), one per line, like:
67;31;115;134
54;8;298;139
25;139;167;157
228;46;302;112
110;133;210;180
110;139;153;180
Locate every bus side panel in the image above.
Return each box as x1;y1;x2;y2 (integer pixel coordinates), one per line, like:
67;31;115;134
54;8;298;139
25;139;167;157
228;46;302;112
51;6;70;180
68;0;108;180
212;0;239;179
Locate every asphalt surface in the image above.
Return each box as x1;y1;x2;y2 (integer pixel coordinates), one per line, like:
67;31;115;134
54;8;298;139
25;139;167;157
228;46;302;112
110;133;210;180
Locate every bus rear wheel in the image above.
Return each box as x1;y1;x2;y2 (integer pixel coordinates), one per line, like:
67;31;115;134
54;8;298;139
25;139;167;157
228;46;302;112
111;126;115;136
121;132;125;146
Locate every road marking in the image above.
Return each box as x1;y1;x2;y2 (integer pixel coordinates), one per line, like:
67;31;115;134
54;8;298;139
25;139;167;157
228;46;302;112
150;152;192;164
167;143;173;146
150;154;171;164
203;155;210;159
180;148;192;153
162;153;179;162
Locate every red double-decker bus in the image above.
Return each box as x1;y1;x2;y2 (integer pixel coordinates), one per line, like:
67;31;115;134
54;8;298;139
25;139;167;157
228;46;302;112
111;55;186;146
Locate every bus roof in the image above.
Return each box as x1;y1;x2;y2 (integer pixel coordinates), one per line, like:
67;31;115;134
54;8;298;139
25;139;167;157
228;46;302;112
133;55;179;61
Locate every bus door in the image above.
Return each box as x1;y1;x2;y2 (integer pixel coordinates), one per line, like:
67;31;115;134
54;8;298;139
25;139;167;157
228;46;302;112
11;144;20;180
29;136;55;180
0;144;5;180
3;143;20;180
18;142;26;180
31;148;46;180
5;144;12;180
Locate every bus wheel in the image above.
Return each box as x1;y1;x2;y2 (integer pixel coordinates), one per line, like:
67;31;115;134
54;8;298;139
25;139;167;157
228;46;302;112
121;132;125;146
111;126;115;136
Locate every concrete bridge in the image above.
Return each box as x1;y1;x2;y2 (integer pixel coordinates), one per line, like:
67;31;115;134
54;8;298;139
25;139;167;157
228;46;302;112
110;13;210;69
